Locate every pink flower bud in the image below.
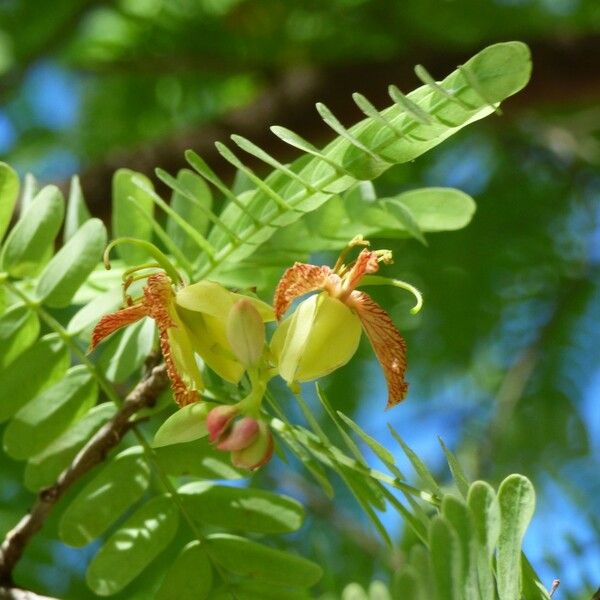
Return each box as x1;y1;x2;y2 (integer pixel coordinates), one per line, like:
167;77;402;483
216;417;260;451
231;420;274;470
206;405;238;443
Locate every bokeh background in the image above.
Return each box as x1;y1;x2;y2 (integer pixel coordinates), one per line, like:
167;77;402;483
0;1;598;598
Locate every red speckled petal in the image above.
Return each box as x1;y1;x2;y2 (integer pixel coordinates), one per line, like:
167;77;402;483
344;249;380;292
273;262;332;320
88;303;148;352
350;290;408;409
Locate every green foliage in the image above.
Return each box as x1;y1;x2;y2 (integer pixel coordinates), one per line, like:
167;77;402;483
0;41;551;599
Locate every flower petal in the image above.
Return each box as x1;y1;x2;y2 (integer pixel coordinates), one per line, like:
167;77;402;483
344;249;380;292
273;262;332;320
89;303;148;352
350;290;408;408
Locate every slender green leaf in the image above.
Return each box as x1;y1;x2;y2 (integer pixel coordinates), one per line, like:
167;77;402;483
59;446;151;547
388;425;441;496
0;161;19;242
0;185;64;277
152;402;213;448
64;175;91;242
393;565;424;600
179;481;304;534
442;495;479;600
439;437;470;498
98;317;155;382
4;365;97;460
207;533;323;588
381;198;427;245
429;516;462;600
37;218;107;307
337;411;395;465
521;555;552;600
467;481;499;600
155;541;213;600
0;334;69;422
166;169;213;261
0;303;39;369
497;475;536;600
25;403;117;491
86;495;179;596
112;169;155;264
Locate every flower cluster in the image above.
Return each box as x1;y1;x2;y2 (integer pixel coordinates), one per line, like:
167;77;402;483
91;237;418;470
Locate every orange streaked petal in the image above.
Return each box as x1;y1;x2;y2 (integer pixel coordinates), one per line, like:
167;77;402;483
143;273;200;406
88;303;148;352
344;249;380;292
350;290;408;409
273;262;332;320
158;326;199;406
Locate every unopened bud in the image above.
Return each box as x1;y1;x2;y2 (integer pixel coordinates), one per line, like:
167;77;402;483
231;420;274;470
206;405;238;443
216;417;260;451
226;299;265;368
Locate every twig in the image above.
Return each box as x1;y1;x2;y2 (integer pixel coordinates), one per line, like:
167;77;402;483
0;364;168;587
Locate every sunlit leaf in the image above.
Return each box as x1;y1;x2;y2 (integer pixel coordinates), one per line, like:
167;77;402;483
59;446;151;547
179;481;304;534
155;541;213;600
207;533;323;588
86;494;179;596
0;303;39;369
0;161;19;242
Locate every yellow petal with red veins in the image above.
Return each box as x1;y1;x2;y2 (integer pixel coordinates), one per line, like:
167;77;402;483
273;262;332;320
349;290;408;408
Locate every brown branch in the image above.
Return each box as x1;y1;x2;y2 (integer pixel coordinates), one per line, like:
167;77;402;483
0;364;168;587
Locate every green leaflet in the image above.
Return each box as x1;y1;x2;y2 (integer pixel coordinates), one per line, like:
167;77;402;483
187;42;530;277
206;533;323;588
59;446;151;547
0;185;64;277
152;402;213;447
497;474;536;600
178;481;305;534
393;565;424;600
442;495;479;600
98;317;155;382
86;494;179;596
468;480;500;600
155;541;213;600
0;161;19;242
36;218;107;308
166;169;213;262
64;175;91;242
0;333;69;423
0;303;39;369
439;437;470;498
67;287;122;339
3;365;97;460
25;403;117;491
154;437;245;480
112;169;155;264
429;516;462;600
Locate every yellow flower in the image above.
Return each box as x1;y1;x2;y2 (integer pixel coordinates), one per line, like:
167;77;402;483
271;241;411;409
90;273;274;406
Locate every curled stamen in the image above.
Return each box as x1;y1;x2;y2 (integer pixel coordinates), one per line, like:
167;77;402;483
333;235;370;273
359;274;424;314
103;238;183;285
